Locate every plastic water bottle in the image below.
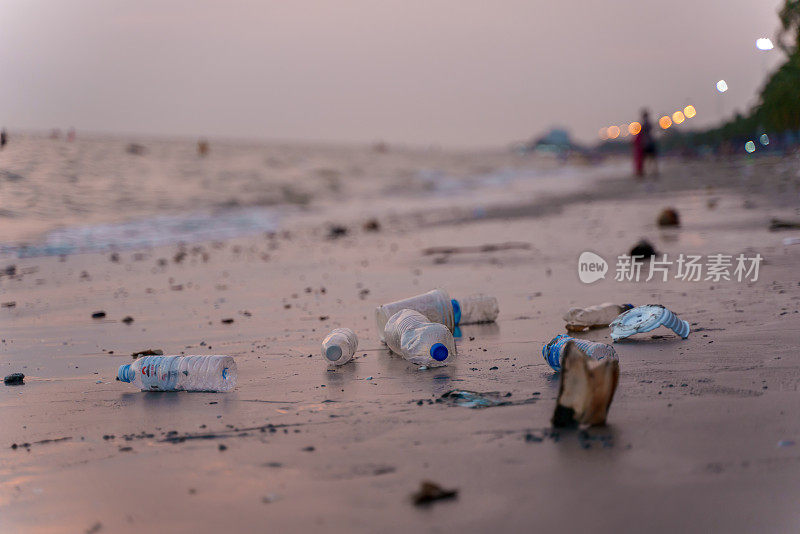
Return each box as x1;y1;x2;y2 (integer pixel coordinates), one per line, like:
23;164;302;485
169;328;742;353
453;294;499;325
376;289;455;339
117;355;237;392
321;328;358;366
375;289;499;339
563;303;633;331
384;309;456;367
542;334;617;372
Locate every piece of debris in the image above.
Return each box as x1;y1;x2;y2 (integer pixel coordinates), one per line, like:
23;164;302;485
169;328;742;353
563;303;633;332
2;301;16;308
657;208;680;227
91;311;106;319
411;480;459;506
422;241;530;256
769;218;800;231
629;239;656;258
552;341;619;427
542;334;617;372
363;218;381;232
4;373;25;385
327;225;348;239
131;349;163;359
121;316;134;325
221;318;234;324
609;305;690;341
440;390;511;408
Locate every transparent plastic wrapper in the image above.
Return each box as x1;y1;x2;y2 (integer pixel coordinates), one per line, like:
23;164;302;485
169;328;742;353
453;294;499;325
375;289;455;339
384;309;456;367
563;302;633;332
321;328;358;366
609;304;690;341
542;334;617;372
117;355;237;392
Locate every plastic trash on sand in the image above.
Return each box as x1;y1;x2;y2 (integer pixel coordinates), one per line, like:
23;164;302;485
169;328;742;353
117;355;237;392
563;303;633;332
542;334;617;372
609;304;690;341
375;289;455;339
384;309;456;367
321;328;358;366
552;341;619;427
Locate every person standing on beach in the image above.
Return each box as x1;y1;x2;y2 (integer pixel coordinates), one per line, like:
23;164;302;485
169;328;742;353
634;109;657;177
0;128;7;149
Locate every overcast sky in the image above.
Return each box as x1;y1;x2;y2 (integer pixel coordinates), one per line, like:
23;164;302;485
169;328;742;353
0;0;786;147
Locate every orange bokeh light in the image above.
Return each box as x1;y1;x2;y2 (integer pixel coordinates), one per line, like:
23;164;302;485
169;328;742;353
607;125;621;139
599;128;608;140
672;111;685;124
684;105;696;118
628;122;642;135
659;116;672;129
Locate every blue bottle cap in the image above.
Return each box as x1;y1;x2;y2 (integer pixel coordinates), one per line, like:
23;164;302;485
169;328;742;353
430;343;449;362
117;364;133;382
451;299;461;325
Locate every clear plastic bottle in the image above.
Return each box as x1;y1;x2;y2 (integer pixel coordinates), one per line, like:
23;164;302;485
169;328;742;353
321;328;358;366
117;355;237;392
542;334;617;372
375;289;455;339
384;309;456;367
452;294;499;325
563;302;633;331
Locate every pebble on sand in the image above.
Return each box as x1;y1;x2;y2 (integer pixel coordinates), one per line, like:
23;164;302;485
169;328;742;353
91;311;106;319
4;373;25;385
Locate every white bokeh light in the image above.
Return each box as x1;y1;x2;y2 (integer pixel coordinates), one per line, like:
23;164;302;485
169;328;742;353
756;38;774;50
716;80;729;93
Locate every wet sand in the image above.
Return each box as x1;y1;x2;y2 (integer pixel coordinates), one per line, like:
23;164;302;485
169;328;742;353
2;156;800;532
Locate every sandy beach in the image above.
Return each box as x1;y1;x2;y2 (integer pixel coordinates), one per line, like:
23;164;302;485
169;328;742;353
1;137;799;532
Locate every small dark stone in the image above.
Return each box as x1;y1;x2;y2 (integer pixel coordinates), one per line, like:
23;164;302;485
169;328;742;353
118;446;133;452
221;318;234;324
302;446;315;452
363;218;381;232
4;373;24;385
411;481;458;506
489;366;498;370
218;444;227;451
319;315;329;321
630;239;657;258
2;301;16;308
121;316;134;325
657;208;680;227
91;311;106;319
327;225;348;239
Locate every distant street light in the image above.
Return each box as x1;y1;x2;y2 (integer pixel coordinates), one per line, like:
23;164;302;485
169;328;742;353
756;38;774;50
716;80;728;93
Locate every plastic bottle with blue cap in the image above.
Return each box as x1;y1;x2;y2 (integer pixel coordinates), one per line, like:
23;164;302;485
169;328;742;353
375;289;498;340
117;355;237;392
383;309;456;367
542;334;617;372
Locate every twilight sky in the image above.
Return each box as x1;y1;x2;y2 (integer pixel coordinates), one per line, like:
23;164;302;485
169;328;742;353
0;0;786;147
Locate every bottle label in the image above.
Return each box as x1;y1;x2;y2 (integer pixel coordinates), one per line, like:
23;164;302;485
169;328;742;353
139;356;180;391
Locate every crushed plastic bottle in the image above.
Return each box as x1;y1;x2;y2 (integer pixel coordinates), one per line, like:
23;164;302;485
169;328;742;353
563;302;634;332
384;309;456;367
117;355;237;392
375;289;499;339
542;334;618;372
321;328;358;366
376;289;455;339
453;294;499;325
609;304;690;341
